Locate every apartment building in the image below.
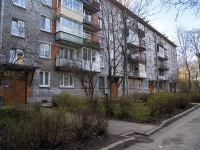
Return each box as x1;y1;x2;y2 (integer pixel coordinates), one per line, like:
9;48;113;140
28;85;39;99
0;0;177;104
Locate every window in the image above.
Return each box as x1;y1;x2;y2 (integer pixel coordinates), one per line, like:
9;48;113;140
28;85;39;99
41;16;51;32
83;11;92;22
60;48;73;60
39;71;50;87
100;56;104;67
129;79;134;88
40;43;50;58
99;77;105;89
60;73;74;87
11;19;25;37
62;0;82;14
83;48;97;62
137;80;142;88
98;18;103;29
13;0;26;7
42;0;52;6
60;17;82;37
10;49;24;64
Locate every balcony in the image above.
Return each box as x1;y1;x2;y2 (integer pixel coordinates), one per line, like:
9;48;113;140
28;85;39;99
128;54;146;64
157;52;168;60
127;40;146;51
128;71;147;79
159;76;168;81
56;31;83;47
83;0;100;13
56;6;83;23
138;28;145;38
56;57;100;72
83;39;100;50
158;64;169;70
83;17;100;32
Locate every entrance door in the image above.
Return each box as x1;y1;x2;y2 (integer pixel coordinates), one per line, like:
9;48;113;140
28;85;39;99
111;83;118;97
149;82;155;94
4;80;26;104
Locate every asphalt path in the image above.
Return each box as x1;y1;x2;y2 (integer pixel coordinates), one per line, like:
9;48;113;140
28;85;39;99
125;107;200;150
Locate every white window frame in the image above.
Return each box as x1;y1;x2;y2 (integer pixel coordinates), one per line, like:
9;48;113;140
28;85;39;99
40;43;51;58
62;0;83;14
42;0;52;6
59;73;74;88
13;0;26;8
11;19;25;37
100;55;104;68
41;15;51;32
39;71;50;87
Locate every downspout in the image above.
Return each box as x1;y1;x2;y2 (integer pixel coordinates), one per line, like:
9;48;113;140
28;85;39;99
0;0;4;48
155;32;159;93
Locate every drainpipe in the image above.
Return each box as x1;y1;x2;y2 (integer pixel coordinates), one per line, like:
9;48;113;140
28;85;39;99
0;0;4;50
155;32;159;93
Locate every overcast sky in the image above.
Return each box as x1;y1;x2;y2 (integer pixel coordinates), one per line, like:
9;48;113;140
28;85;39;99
147;0;200;43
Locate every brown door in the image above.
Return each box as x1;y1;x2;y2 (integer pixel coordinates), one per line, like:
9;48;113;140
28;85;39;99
149;82;154;94
4;80;26;104
111;83;118;97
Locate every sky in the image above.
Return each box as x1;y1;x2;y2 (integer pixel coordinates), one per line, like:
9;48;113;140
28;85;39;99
147;0;200;44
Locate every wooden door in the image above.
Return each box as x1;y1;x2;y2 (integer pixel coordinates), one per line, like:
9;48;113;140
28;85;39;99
149;82;154;94
111;83;118;97
4;80;26;104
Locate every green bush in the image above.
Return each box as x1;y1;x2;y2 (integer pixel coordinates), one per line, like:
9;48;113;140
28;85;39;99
173;93;191;109
112;104;122;117
189;93;200;103
148;93;175;116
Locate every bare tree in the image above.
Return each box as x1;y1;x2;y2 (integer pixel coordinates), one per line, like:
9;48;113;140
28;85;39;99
161;0;200;19
176;26;193;92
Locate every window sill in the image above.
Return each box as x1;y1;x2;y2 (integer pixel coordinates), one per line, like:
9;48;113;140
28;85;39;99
41;29;52;34
39;85;50;88
13;3;26;10
39;57;51;60
100;66;105;68
11;34;25;38
59;85;74;89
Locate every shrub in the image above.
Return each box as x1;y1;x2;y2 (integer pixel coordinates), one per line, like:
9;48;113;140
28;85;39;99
189;93;200;103
112;104;122;117
148;93;175;116
173;93;191;109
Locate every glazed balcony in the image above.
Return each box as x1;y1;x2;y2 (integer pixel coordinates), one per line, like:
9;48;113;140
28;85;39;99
83;17;100;32
83;38;100;50
83;0;100;13
56;31;83;48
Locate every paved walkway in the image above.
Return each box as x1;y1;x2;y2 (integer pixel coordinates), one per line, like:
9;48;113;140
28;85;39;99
108;120;156;136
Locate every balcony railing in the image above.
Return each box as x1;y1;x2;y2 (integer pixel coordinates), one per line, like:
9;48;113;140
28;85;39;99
83;39;100;50
158;64;169;70
56;31;83;47
83;0;100;13
128;54;146;64
159;76;167;81
83;17;100;31
128;71;147;78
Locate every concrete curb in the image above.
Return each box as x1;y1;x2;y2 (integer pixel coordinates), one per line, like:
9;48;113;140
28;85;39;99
137;103;200;136
100;137;136;150
101;104;200;150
